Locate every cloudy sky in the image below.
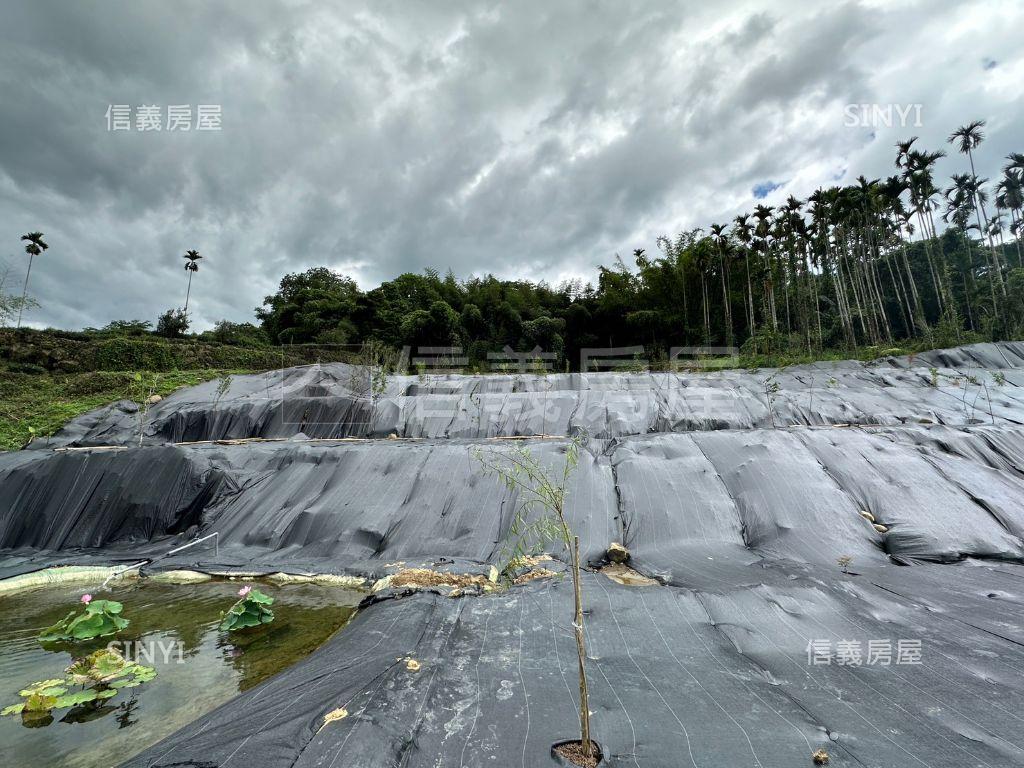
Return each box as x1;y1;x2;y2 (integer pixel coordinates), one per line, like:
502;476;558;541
1;0;1021;331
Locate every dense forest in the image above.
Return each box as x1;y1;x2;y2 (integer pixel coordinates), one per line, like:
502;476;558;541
254;128;1024;369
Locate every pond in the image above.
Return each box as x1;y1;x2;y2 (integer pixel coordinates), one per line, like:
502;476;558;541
0;576;363;768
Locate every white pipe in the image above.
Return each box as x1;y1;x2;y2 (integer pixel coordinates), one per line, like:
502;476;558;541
101;561;147;589
165;531;219;558
100;533;219;590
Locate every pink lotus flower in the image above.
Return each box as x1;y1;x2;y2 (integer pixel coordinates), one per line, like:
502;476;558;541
81;594;93;604
238;585;252;597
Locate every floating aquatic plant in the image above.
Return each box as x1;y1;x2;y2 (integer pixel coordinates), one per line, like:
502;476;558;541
219;585;275;631
2;648;155;722
37;594;130;643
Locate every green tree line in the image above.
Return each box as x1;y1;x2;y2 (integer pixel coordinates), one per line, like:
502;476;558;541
256;125;1024;368
8;122;1022;370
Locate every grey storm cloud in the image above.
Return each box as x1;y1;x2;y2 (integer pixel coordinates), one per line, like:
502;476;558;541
0;0;1021;331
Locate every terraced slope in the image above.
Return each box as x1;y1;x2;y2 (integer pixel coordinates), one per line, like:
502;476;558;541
1;342;1023;767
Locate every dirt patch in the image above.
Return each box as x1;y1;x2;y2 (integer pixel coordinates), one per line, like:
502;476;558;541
514;567;557;585
554;740;602;767
516;554;553;567
387;568;493;590
599;563;658;587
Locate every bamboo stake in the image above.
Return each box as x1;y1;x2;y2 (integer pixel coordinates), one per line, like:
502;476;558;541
572;535;592;759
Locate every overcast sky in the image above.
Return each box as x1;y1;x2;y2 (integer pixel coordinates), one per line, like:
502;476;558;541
1;0;1021;331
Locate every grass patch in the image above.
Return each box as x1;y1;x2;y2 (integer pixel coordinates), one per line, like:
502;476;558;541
730;345;911;371
0;369;256;451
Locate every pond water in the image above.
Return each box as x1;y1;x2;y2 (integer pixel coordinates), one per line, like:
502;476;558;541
0;577;362;768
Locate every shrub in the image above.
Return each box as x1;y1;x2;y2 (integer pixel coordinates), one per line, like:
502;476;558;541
61;371;134;397
91;337;181;371
156;308;190;338
85;319;153;336
204;320;269;347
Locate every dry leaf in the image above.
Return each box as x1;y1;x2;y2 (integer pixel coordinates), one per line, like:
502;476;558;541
321;707;349;728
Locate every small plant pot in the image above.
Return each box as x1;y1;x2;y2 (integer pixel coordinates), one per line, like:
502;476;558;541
551;739;603;767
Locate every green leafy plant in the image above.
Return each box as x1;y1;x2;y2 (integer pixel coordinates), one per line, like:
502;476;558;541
625;353;648;374
762;372;783;428
155;307;190;338
474;435;597;763
127;371;161;446
2;648;155;721
213;372;233;408
348;339;400;435
37;594;129;643
0;266;40;327
220;585;275;631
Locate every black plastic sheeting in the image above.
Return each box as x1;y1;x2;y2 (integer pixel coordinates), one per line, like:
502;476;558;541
5;427;1024;576
0;447;217;550
120;568;1024;768
2;343;1024;766
31;341;1024;448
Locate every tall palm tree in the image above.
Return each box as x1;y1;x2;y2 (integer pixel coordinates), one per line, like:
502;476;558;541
949;120;1005;292
779;195;807;342
709;223;734;347
732;213;756;338
1003;154;1024;262
846;177;885;342
949;120;986;179
895;137;918;171
899;147;937;307
996;168;1024;266
880;174;925;335
988;212;1006;251
752;204;778;331
945;176;995;323
17;232;48;329
905;147;959;312
183;249;202;313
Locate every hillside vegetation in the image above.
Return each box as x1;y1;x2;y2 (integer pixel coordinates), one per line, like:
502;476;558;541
0;329;349;450
0;369;251;451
